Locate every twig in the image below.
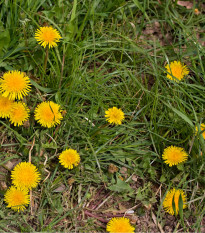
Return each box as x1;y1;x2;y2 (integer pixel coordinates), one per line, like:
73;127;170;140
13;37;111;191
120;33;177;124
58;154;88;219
84;211;108;223
42;154;50;183
151;211;164;233
95;193;113;210
48;125;60;144
28;137;35;163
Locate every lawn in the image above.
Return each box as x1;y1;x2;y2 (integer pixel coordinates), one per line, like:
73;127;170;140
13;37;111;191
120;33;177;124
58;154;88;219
0;0;205;232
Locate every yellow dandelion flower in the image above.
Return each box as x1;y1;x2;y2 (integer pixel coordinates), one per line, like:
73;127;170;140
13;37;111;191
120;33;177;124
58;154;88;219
34;101;63;128
106;217;135;233
195;123;205;139
4;186;30;212
105;107;125;125
165;61;189;81
0;70;31;100
59;149;80;169
162;146;188;166
35;26;62;48
163;188;187;215
0;95;14;118
9;102;30;126
11;162;40;189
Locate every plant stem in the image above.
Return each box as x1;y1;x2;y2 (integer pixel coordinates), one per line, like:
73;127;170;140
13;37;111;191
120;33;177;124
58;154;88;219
44;47;49;72
41;46;49;82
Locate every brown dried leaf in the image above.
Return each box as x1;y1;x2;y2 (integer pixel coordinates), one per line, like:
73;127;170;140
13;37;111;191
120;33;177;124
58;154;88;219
53;184;66;192
0;181;7;190
23;120;30;128
68;178;75;185
177;1;193;9
131;174;138;182
108;164;118;174
4;159;21;170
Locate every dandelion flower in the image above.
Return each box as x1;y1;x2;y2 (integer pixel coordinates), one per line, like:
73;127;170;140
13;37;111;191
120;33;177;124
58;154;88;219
0;70;31;100
4;186;30;212
9;102;30;126
11;162;40;189
34;101;63;128
195;123;205;139
105;107;125;125
0;95;14;118
106;217;135;233
165;61;189;81
162;146;188;166
59;149;80;169
163;188;187;215
35;26;62;48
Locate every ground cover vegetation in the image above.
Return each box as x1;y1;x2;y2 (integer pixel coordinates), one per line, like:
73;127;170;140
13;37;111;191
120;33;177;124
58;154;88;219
0;0;204;232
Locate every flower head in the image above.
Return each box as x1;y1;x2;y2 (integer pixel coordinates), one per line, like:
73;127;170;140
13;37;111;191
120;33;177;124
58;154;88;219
34;101;63;128
11;162;40;189
162;146;188;166
165;61;189;81
9;102;30;126
163;188;187;215
0;95;14;118
0;71;31;100
195;123;205;139
35;26;62;48
106;217;135;233
105;107;125;125
59;149;80;169
4;186;30;212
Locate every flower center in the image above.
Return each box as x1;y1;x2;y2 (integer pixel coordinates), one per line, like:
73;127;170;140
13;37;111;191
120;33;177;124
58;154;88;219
65;153;76;164
18;168;35;186
12;191;24;206
12;108;25;121
172;66;182;78
170;151;180;162
7;76;25;92
43;30;55;42
43;108;55;122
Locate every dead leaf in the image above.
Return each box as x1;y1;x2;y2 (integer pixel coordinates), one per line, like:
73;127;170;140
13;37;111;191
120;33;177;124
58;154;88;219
4;159;21;170
0;181;7;190
23;120;30;128
108;164;118;174
132;174;138;182
177;1;193;9
53;184;66;192
130;215;139;224
68;178;75;185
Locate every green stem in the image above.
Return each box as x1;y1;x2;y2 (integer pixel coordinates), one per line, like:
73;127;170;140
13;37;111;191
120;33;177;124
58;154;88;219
44;47;49;72
41;46;49;83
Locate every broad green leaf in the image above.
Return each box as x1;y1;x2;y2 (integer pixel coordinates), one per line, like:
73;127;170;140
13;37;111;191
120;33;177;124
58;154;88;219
30;79;53;93
108;177;133;193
